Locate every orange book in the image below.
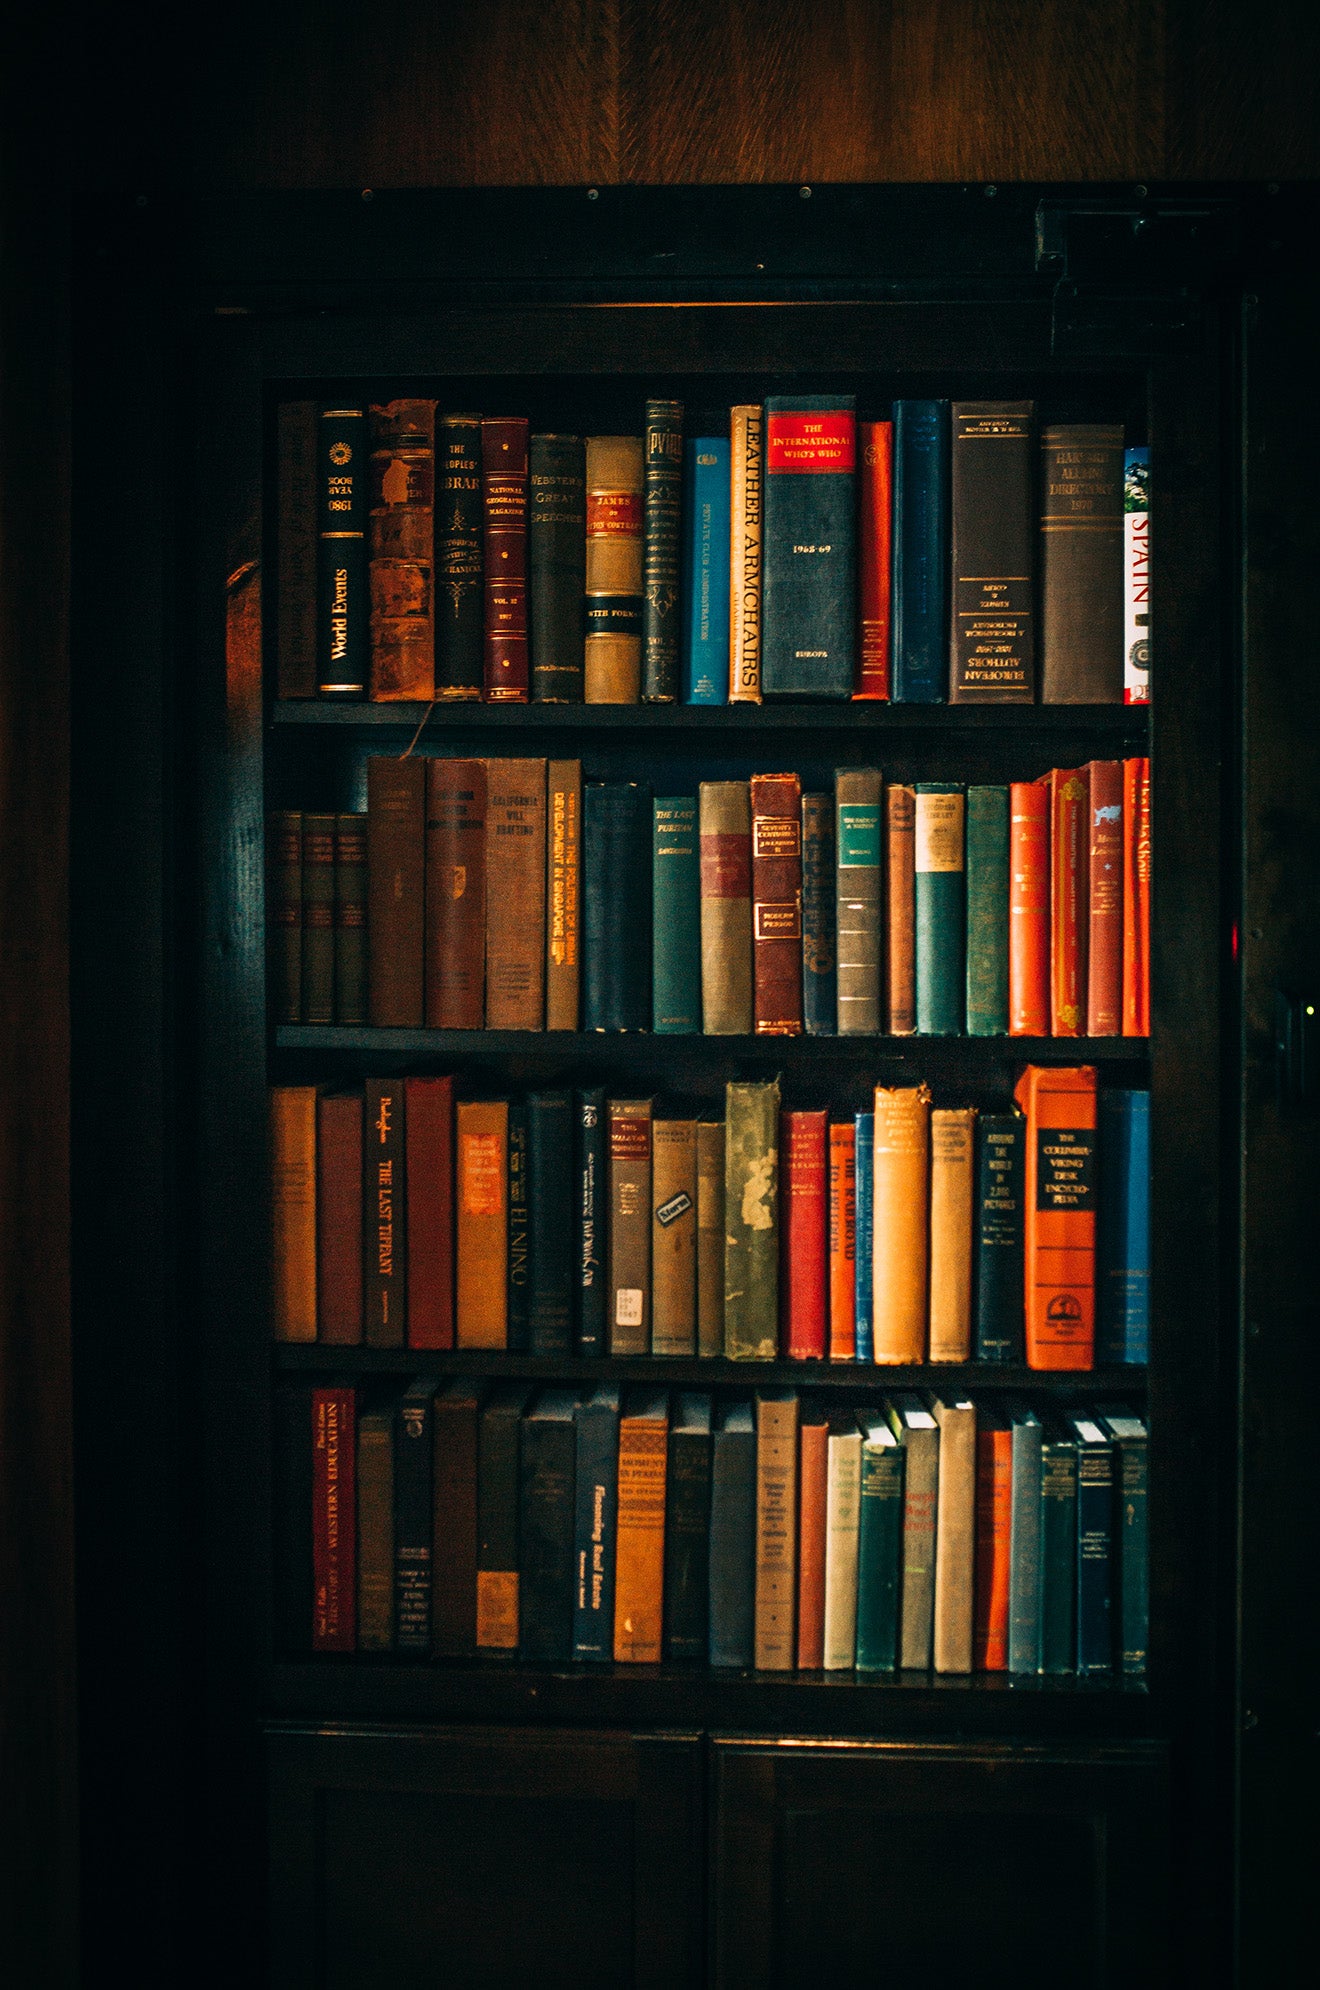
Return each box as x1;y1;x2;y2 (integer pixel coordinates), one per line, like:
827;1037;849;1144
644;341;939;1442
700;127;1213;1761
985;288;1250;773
928;1106;975;1363
1047;767;1089;1037
973;1415;1013;1670
872;1085;930;1364
455;1099;508;1348
782;1109;827;1359
1123;756;1151;1036
271;1086;317;1343
1014;1064;1097;1370
613;1392;669;1662
827;1122;856;1360
1009;780;1049;1036
795;1412;829;1669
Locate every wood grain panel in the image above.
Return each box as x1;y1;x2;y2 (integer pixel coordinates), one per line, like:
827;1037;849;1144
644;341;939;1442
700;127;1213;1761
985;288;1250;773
1165;0;1320;177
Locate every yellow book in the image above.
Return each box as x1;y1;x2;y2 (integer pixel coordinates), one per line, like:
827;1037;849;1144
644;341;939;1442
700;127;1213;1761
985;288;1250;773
613;1392;669;1661
456;1099;508;1347
928;1106;976;1362
729;404;763;702
871;1084;931;1364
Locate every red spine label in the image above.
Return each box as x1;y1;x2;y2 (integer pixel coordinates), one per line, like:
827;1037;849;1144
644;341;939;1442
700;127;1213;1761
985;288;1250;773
587;490;643;534
766;413;856;473
700;831;751;898
855;420;893;698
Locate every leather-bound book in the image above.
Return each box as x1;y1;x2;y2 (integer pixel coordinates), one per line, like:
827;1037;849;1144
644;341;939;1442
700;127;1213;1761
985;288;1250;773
754;1389;800;1669
928;1106;975;1363
405;1075;453;1351
268;810;302;1025
708;1400;756;1666
367;755;425;1027
1048;766;1090;1038
1123;446;1151;705
652;1117;697;1357
277;401;318;698
750;770;803;1035
1086;759;1124;1035
800;792;836;1035
823;1412;863;1670
1009;779;1050;1036
481;416;530;702
1068;1416;1114;1675
1123;757;1151;1036
1040;423;1125;702
527;1089;574;1355
572;1385;621;1659
435;413;484;700
853;1110;874;1361
575;1088;606;1355
1100;1410;1148;1676
582;782;650;1032
662;1393;712;1660
891;400;949;702
455;1099;507;1348
886;783;916;1033
974;1412;1013;1670
432;1379;483;1656
1007;1404;1044;1675
872;1084;930;1364
828;1121;856;1361
424;757;486;1030
316;404;368;698
965;785;1009;1035
949;401;1035;703
476;1383;532;1650
1015;1063;1097;1370
313;1388;356;1650
316;1091;363;1345
974;1113;1025;1363
369;399;436;700
529;434;585;702
699;780;753;1035
356;1407;394;1652
914;783;966;1035
643;398;683;702
363;1078;406;1348
652;796;700;1034
723;1078;780;1360
608;1098;653;1355
728;405;763;703
696;1119;725;1357
835;768;882;1036
613;1391;669;1663
855;418;893;698
393;1377;437;1652
932;1394;976;1674
271;1086;317;1343
545;759;581;1031
333;812;367;1025
584;435;644;702
505;1101;530;1352
886;1393;939;1669
300;812;336;1025
519;1388;578;1660
796;1410;829;1669
781;1109;828;1360
762;394;856;699
855;1415;904;1673
682;438;730;704
483;756;546;1029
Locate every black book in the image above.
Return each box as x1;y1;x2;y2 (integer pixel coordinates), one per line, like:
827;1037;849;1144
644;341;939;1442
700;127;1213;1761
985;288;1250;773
432;1379;483;1658
363;1077;406;1349
316;404;368;698
529;433;586;702
393;1377;439;1653
435;412;484;698
801;791;837;1036
506;1100;530;1352
576;1087;607;1355
518;1388;579;1661
948;400;1036;704
642;398;684;702
973;1112;1025;1362
273;1386;313;1655
663;1392;712;1660
476;1383;533;1650
708;1399;756;1668
582;782;651;1032
527;1089;574;1354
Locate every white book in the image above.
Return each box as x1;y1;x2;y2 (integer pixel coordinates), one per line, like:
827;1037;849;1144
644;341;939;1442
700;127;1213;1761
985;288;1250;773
823;1415;863;1670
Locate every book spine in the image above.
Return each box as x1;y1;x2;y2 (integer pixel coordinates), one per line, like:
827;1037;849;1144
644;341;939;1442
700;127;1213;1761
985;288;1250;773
614;1413;668;1662
651;1120;697;1357
856;1439;904;1671
1134;758;1151;1035
584;435;643;702
545;759;582;1031
363;1078;406;1348
663;1417;712;1659
642;399;684;701
652;796;701;1032
728;405;763;702
855;419;893;697
1040;1439;1077;1673
483;756;547;1029
505;1101;530;1352
316;404;368;697
455;1100;508;1348
1123;447;1151;705
1075;1436;1114;1674
891;399;949;702
316;1092;363;1345
1087;759;1124;1035
519;1413;576;1660
481;416;530;702
696;1120;725;1357
527;1091;574;1354
852;1112;873;1361
268;811;302;1025
914;784;966;1035
1098;1090;1150;1363
573;1398;620;1659
271;1087;317;1343
529;433;586;702
356;1409;394;1652
582;782;651;1032
872;1086;930;1363
366;755;425;1027
934;1401;976;1674
898;1425;939;1669
575;1089;607;1355
1050;768;1090;1037
435;413;484;699
973;1426;1013;1669
608;1100;653;1354
723;1079;780;1360
781;1110;828;1360
828;1122;856;1361
965;785;1009;1034
1016;1064;1097;1370
404;1080;453;1350
424;758;487;1030
1008;1418;1044;1674
750;770;803;1035
369;399;436;700
835;768;882;1036
476;1401;522;1650
333;812;367;1025
973;1113;1025;1362
795;1418;828;1669
699;780;753;1034
1041;423;1125;703
761;395;856;698
393;1390;433;1651
886;784;916;1033
277;401;318;698
928;1106;975;1362
754;1392;799;1669
823;1427;862;1669
709;1419;756;1666
432;1388;481;1655
312;1388;356;1650
949;400;1035;703
1116;1433;1148;1675
1009;780;1051;1036
681;437;731;704
800;792;837;1034
300;811;336;1024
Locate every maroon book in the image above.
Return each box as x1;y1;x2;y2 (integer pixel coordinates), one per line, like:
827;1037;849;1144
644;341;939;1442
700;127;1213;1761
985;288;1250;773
406;1075;455;1350
316;1091;363;1345
750;771;803;1035
312;1387;356;1651
481;417;530;702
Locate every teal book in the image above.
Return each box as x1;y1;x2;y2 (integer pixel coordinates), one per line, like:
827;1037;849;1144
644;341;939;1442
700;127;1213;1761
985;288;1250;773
914;783;966;1034
1097;1089;1150;1364
855;1411;904;1671
652;795;701;1032
1040;1424;1077;1673
1006;1402;1044;1675
965;785;1009;1034
853;1111;874;1362
681;438;731;704
1100;1410;1148;1677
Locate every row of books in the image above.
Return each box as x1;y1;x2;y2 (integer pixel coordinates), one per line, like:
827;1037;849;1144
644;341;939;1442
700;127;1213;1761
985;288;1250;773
278;399;1150;708
270;755;1151;1038
272;1067;1148;1370
288;1381;1147;1680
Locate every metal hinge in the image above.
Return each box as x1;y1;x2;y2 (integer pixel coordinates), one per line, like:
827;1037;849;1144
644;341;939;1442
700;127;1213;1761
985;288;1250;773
1036;195;1242;358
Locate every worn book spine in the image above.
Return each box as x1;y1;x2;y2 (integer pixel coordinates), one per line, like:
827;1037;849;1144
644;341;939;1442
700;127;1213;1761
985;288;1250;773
505;1101;530;1352
823;1418;862;1670
526;1090;573;1355
424;757;486;1030
582;781;650;1031
519;1391;577;1660
651;1118;698;1357
795;1414;829;1669
476;1387;529;1650
891;399;949;702
313;1387;356;1650
855;419;893;697
782;1109;828;1360
751;770;803;1035
575;1088;607;1355
974;1421;1013;1669
1098;1089;1150;1363
356;1407;394;1652
1123;757;1151;1036
529;433;585;701
367;755;425;1027
965;785;1009;1034
300;811;336;1025
481;416;530;702
754;1390;800;1669
613;1396;669;1662
277;401;318;698
835;768;882;1036
890;1403;939;1668
949;400;1035;703
1106;1417;1148;1675
928;1106;976;1362
1007;1409;1044;1675
699;780;753;1034
724;1078;780;1360
1040;1432;1078;1673
886;783;916;1033
268;810;302;1024
1015;1063;1097;1370
933;1396;976;1674
317;1091;363;1346
1009;779;1050;1036
682;437;731;704
363;1078;406;1348
729;404;763;702
455;1099;507;1348
333;812;367;1025
432;1382;482;1655
608;1099;653;1355
271;1087;317;1343
652;795;701;1033
853;1111;874;1362
393;1381;434;1651
663;1396;712;1659
872;1084;930;1364
1041;423;1125;703
709;1403;756;1666
974;1113;1025;1362
761;394;856;698
572;1386;620;1659
483;756;547;1029
642;398;684;702
435;413;484;699
1123;447;1151;705
1072;1419;1114;1674
696;1120;725;1358
369;398;436;700
585;435;643;702
1087;759;1124;1035
828;1121;856;1361
914;783;966;1035
856;1426;904;1671
316;404;368;697
800;792;837;1035
1049;767;1090;1037
545;759;581;1031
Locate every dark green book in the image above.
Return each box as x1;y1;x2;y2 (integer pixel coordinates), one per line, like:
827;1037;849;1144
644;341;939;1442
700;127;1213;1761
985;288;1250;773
1040;1423;1078;1674
914;782;966;1034
527;1090;574;1354
652;795;700;1032
855;1411;905;1672
1070;1415;1114;1677
476;1383;532;1649
973;1112;1025;1362
965;785;1009;1034
333;812;367;1025
393;1377;439;1653
1100;1410;1148;1678
435;413;484;698
642;399;684;701
506;1101;530;1352
529;433;586;701
518;1388;579;1661
663;1392;712;1659
575;1087;607;1355
708;1400;756;1667
301;812;336;1025
723;1078;780;1359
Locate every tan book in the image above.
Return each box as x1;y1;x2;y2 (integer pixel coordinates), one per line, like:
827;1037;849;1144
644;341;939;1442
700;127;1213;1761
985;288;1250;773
651;1118;697;1356
886;782;916;1034
585;435;643;703
929;1106;976;1362
729;404;763;702
482;757;546;1029
613;1391;669;1661
754;1389;800;1670
823;1413;863;1671
699;780;753;1034
872;1084;931;1363
795;1412;830;1670
456;1100;508;1348
695;1119;725;1357
932;1395;977;1674
545;758;581;1030
271;1086;317;1342
609;1099;653;1354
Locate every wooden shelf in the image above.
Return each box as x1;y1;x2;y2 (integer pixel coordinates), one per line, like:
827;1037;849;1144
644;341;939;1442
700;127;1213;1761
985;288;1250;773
272;698;1150;736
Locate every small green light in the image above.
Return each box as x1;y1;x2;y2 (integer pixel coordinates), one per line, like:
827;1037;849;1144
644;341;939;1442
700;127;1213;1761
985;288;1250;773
1307;1006;1315;1017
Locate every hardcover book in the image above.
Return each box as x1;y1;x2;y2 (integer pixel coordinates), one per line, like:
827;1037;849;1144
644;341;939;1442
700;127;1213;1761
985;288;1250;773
575;1088;606;1356
663;1393;712;1659
545;759;581;1031
932;1394;977;1675
1015;1063;1097;1370
1040;1421;1078;1673
891;399;949;702
728;405;763;703
1097;1089;1150;1363
404;1075;453;1351
761;394;857;699
583;782;651;1032
973;1412;1013;1670
796;1411;829;1669
800;792;837;1034
316;1090;362;1346
750;771;803;1035
316;404;368;698
356;1407;394;1652
887;1393;940;1670
886;783;916;1033
1069;1415;1114;1674
435;413;484;699
424;757;486;1030
708;1400;756;1666
1041;423;1125;703
432;1380;482;1656
608;1098;653;1355
928;1106;975;1363
914;783;966;1035
1123;756;1151;1036
393;1377;436;1652
312;1387;356;1651
369;398;436;700
643;400;684;702
277;402;317;698
856;1414;904;1673
948;400;1035;703
973;1112;1025;1363
835;768;882;1036
271;1086;317;1343
481;416;530;702
1123;447;1151;705
698;781;753;1034
653;796;701;1033
529;433;586;701
1007;1402;1044;1675
681;436;731;704
584;435;644;703
455;1099;507;1348
1100;1410;1148;1676
723;1078;780;1360
526;1089;574;1355
1009;778;1050;1036
828;1121;856;1361
853;1110;874;1362
872;1084;931;1364
781;1109;828;1360
823;1412;862;1671
614;1391;669;1662
363;1077;406;1349
965;785;1009;1034
651;1117;698;1357
754;1389;800;1669
696;1119;725;1358
1048;766;1090;1038
476;1383;532;1649
572;1385;621;1660
855;418;893;698
334;812;367;1025
519;1388;578;1660
1086;759;1124;1036
483;756;547;1029
300;812;336;1025
367;755;425;1027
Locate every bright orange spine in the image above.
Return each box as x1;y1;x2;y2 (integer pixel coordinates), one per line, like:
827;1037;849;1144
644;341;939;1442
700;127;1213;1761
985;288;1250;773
973;1420;1013;1670
1009;781;1049;1036
1014;1063;1097;1371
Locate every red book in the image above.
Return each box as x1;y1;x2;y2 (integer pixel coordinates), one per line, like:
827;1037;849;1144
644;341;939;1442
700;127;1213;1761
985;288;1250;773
1048;767;1089;1038
1009;781;1049;1036
1086;760;1124;1036
854;419;893;699
796;1413;829;1669
312;1387;356;1651
316;1091;363;1345
405;1075;454;1349
973;1416;1012;1670
782;1109;828;1358
827;1122;856;1360
481;416;530;702
1123;756;1151;1036
1014;1063;1097;1371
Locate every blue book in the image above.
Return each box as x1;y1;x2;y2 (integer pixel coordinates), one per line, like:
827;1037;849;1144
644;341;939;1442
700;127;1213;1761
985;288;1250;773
582;782;651;1032
1040;1422;1077;1674
708;1400;756;1667
1006;1402;1043;1675
1097;1089;1150;1363
652;795;701;1032
572;1385;621;1660
681;438;730;703
1100;1410;1148;1678
1069;1416;1114;1676
891;399;950;702
853;1112;874;1361
761;395;856;699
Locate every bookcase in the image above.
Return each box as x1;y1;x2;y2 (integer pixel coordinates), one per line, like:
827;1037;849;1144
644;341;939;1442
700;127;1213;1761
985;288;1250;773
75;183;1309;1987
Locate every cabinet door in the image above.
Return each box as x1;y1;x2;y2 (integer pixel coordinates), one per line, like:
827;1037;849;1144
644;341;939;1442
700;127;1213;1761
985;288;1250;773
267;1723;702;1990
711;1738;1169;1990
